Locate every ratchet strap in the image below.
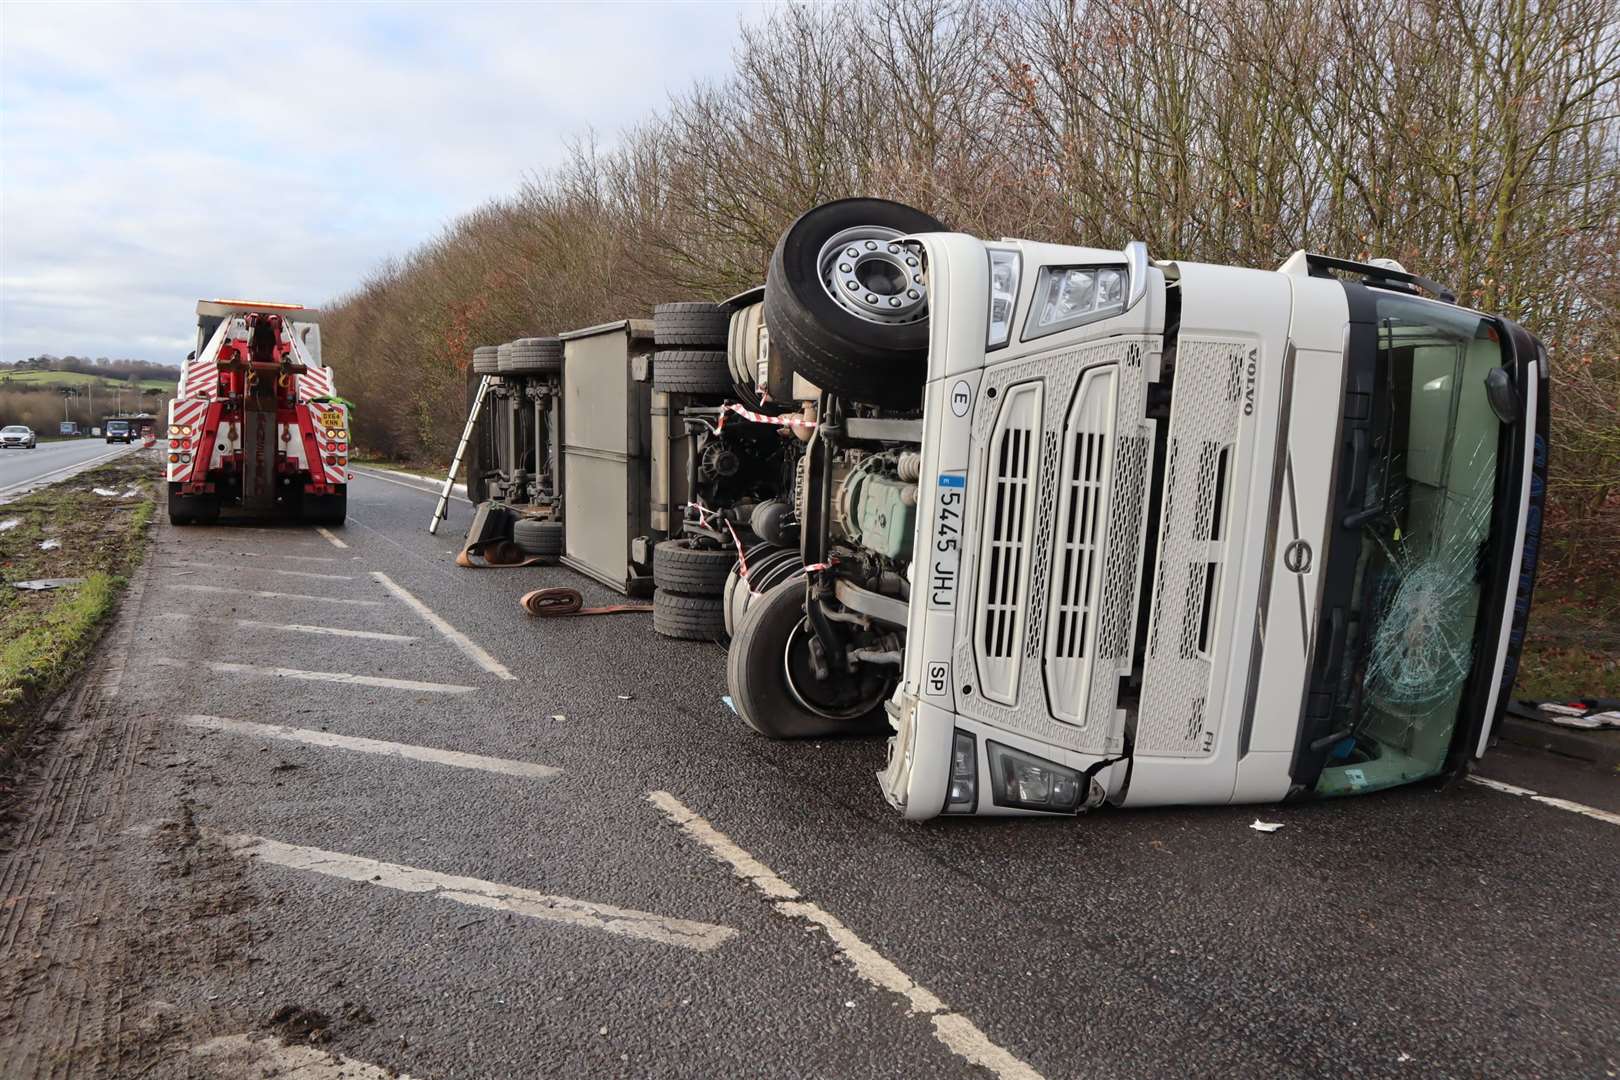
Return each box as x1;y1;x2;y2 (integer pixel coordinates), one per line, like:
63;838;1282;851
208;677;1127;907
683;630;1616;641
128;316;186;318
519;587;652;617
455;541;545;569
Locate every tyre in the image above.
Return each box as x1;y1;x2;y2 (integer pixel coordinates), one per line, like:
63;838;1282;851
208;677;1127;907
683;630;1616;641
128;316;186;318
302;492;346;526
764;198;947;408
652;539;735;594
513;518;563;561
653;590;726;641
169;489;219;526
654;302;729;347
472;345;500;375
725;578;890;739
652;351;732;396
503;337;563;375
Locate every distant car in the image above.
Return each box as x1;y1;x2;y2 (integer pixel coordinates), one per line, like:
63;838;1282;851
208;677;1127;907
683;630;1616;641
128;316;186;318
105;420;133;444
1;425;37;449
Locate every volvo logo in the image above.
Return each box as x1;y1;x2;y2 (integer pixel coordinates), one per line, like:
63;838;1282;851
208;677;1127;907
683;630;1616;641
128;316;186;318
1283;539;1313;574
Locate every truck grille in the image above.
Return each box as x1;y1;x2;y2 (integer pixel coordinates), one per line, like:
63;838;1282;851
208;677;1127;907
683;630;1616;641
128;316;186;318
1045;368;1117;723
974;382;1043;704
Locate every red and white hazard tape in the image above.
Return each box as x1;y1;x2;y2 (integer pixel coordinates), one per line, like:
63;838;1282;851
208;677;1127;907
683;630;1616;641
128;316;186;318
716;403;818;432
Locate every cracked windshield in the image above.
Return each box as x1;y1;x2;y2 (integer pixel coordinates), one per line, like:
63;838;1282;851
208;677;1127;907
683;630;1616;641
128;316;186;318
1318;294;1504;795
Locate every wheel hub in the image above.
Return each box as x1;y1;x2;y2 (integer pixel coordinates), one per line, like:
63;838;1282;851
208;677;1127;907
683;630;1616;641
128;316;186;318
782;617;888;720
817;226;928;326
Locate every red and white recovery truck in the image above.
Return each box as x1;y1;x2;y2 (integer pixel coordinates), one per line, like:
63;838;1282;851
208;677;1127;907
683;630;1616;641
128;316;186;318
167;300;350;526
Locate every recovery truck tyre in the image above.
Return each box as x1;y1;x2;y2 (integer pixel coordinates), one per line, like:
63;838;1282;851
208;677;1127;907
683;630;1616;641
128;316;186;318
654;302;729;347
652;351;732;396
726;578;889;739
652;591;726;641
764;198;947;409
472;345;500;374
302;492;347;526
652;539;735;594
168;488;220;526
503;337;563;375
513;518;563;561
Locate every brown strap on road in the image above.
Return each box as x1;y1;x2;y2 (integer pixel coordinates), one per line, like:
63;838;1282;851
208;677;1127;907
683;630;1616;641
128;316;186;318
456;541;544;569
520;587;653;618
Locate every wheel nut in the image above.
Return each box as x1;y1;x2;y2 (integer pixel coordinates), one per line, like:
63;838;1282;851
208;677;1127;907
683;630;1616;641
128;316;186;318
888;297;902;306
846;280;860;290
887;244;901;254
913;274;923;284
846;247;859;259
865;294;879;304
907;289;920;299
906;256;919;267
839;263;852;273
864;240;878;250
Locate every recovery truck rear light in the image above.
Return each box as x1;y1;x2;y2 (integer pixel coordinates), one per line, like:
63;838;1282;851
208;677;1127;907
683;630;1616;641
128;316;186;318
168;454;179;463
179;453;191;464
986;741;1085;813
944;731;978;814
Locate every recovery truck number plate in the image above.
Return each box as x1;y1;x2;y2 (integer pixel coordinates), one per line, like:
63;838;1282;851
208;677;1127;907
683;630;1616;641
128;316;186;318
928;473;965;610
318;410;343;428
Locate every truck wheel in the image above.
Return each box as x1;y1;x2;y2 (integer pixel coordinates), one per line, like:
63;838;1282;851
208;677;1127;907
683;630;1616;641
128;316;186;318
653;539;735;594
765;198;947;409
655;302;729;347
503;337;562;375
472;345;500;374
651;351;733;396
726;578;889;739
653;591;726;641
513;518;563;562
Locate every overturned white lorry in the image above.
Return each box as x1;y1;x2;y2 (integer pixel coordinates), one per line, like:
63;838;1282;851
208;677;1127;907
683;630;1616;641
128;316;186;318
725;199;1548;819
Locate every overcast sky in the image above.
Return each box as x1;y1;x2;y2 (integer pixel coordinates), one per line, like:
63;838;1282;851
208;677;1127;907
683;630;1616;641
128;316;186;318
0;1;760;364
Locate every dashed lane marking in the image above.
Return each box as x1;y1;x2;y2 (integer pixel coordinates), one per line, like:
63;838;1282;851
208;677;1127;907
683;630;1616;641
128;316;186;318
152;656;473;694
370;571;515;680
169;582;382;607
154;611;418;642
315;526;348;549
191;1033;413;1079
648;791;1044;1080
176;715;558;779
1469;775;1620;827
221;833;737;951
166;559;354;581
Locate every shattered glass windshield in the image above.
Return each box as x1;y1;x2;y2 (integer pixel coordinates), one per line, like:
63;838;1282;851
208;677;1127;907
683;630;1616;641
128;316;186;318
1317;294;1504;796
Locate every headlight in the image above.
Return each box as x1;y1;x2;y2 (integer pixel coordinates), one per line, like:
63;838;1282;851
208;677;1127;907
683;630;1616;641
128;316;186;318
987;741;1085;812
1026;264;1128;339
986;249;1021;350
944;731;978;814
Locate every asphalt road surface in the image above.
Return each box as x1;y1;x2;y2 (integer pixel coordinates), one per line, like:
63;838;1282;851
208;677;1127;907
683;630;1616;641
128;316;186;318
2;463;1616;1079
0;437;140;499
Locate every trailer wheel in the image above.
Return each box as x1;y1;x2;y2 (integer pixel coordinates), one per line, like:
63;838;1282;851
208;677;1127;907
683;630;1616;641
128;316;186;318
726;578;889;739
471;346;501;375
651;351;733;396
513;518;563;562
652;539;735;594
652;590;726;641
655;302;729;347
503;337;563;375
765;198;947;409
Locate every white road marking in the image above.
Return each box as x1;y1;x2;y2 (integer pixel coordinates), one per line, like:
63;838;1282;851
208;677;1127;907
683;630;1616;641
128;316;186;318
152;655;473;694
208;550;339;563
155;611;418;642
222;833;737;951
648;791;1043;1080
190;1033;412;1079
0;443;137;498
351;465;471;503
166;559;354;581
315;526;348;549
370;571;515;680
1469;775;1620;827
170;582;382;607
176;714;558;779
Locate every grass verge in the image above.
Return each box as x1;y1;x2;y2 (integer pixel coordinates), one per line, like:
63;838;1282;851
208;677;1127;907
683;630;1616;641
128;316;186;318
0;454;154;767
1516;572;1620;700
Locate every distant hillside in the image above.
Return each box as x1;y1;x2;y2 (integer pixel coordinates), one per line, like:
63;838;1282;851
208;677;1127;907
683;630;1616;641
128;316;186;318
0;370;174;393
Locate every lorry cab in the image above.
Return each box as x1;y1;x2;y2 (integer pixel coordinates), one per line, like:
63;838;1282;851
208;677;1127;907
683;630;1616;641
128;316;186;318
727;200;1547;821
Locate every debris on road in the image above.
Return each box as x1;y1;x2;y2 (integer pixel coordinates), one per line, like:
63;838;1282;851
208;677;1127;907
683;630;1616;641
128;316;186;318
13;577;84;591
1249;820;1286;833
38;538;60;550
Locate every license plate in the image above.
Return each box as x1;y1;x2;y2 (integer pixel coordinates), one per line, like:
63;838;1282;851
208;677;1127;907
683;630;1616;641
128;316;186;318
927;473;966;609
319;410;343;428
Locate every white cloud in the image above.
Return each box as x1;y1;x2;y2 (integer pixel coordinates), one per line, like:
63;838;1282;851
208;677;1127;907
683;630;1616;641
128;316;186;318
0;0;760;362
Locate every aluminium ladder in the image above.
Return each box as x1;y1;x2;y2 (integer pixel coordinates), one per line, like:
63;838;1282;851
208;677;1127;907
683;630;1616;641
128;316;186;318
428;374;492;534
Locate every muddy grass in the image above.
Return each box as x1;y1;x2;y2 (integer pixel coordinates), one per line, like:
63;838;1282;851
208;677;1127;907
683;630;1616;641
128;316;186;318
1517;572;1620;700
0;454;155;765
